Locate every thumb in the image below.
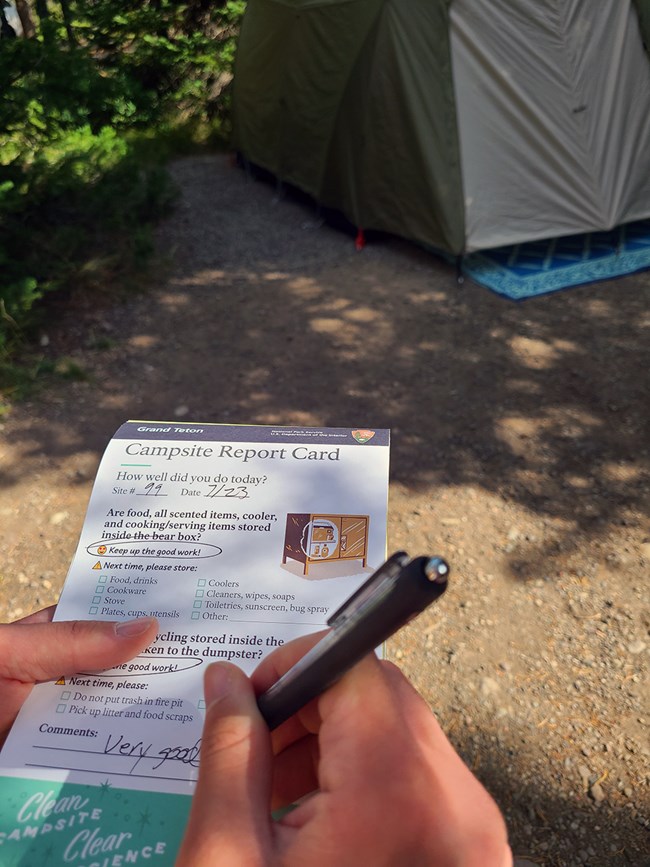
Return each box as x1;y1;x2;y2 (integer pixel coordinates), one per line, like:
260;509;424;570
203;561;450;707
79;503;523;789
0;617;158;747
177;663;272;867
0;617;159;683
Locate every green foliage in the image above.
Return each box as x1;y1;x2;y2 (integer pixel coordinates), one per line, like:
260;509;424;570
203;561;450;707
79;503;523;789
0;117;176;360
0;1;245;387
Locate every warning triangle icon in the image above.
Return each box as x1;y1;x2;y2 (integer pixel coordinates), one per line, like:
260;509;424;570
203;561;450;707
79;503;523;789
93;561;102;570
56;677;65;685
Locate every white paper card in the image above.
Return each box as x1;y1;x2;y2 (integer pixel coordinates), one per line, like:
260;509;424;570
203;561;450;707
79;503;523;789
0;421;389;864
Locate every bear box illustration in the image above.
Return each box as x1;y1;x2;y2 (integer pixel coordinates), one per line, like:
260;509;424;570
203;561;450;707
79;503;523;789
282;513;369;576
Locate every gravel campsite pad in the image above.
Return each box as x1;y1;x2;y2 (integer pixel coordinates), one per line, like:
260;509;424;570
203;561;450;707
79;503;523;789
0;154;648;866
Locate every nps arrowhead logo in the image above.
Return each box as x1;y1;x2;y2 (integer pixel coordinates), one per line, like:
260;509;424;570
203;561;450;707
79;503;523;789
351;429;375;443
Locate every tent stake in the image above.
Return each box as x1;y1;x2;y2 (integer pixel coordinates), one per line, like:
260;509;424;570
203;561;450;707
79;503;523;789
455;254;465;285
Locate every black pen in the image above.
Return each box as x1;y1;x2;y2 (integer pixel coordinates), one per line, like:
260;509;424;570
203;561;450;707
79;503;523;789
256;551;449;730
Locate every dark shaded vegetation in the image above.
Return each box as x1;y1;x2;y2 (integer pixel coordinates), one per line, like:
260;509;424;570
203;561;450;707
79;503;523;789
0;0;244;396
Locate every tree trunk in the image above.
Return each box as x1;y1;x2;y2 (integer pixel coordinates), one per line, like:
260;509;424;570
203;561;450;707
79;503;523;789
34;0;49;21
59;0;76;44
15;0;36;38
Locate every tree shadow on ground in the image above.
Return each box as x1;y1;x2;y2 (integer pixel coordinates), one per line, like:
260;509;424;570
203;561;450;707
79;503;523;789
6;154;648;582
452;721;648;867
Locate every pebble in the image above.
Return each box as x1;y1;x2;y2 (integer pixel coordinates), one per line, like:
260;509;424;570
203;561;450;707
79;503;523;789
50;511;69;525
589;782;606;803
174;405;189;417
627;640;646;654
479;676;501;697
577;764;591;787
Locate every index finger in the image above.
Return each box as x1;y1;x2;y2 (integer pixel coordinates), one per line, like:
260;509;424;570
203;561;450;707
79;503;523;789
253;632;398;809
252;629;392;756
251;629;328;691
251;630;329;750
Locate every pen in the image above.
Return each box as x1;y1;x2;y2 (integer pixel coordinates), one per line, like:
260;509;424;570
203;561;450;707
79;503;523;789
256;551;449;730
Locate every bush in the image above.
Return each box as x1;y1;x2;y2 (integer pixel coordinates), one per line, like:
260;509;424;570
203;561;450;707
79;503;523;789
0;117;176;358
0;1;245;373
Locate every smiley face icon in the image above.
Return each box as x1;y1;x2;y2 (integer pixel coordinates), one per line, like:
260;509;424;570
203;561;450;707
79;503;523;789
97;544;107;555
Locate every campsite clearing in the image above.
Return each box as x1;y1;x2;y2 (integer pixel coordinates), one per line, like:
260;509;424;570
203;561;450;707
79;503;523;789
0;154;648;867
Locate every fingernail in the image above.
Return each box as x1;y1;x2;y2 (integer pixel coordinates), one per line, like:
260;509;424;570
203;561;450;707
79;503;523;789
204;663;235;707
115;617;156;638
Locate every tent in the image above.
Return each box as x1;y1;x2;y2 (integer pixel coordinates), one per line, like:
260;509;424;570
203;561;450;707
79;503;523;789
232;0;650;257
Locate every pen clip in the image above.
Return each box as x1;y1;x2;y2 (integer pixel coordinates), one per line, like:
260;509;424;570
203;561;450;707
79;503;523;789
327;551;410;627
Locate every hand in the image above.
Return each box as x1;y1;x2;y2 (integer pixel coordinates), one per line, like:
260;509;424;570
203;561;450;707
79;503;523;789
0;606;158;746
177;633;512;867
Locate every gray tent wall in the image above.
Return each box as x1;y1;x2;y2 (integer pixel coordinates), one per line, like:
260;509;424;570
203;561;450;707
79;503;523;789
232;0;650;256
451;0;650;251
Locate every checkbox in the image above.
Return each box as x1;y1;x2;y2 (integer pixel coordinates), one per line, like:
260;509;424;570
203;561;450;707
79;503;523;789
92;595;102;604
197;579;206;587
197;699;206;710
191;612;200;620
195;589;204;598
193;600;202;609
97;574;108;583
95;585;105;594
89;606;98;615
56;704;67;714
61;691;71;700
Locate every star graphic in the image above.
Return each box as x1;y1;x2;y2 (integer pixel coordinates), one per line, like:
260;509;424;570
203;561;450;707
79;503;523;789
138;807;152;834
99;779;113;798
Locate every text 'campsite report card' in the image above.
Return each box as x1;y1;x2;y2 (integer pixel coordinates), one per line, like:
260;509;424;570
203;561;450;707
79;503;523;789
0;421;389;866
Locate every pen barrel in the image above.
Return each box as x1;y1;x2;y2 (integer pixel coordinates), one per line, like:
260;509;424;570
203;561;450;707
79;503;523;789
257;556;448;730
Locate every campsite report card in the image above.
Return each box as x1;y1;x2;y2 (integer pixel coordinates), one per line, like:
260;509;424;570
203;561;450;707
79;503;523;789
0;421;389;866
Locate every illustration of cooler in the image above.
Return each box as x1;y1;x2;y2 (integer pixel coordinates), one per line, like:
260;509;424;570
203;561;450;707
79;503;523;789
282;513;370;575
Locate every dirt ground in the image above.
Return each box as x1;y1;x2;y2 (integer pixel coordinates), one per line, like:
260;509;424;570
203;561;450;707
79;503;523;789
1;154;649;866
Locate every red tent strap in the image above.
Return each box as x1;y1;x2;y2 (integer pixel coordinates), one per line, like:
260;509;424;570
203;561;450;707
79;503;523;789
355;227;366;250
